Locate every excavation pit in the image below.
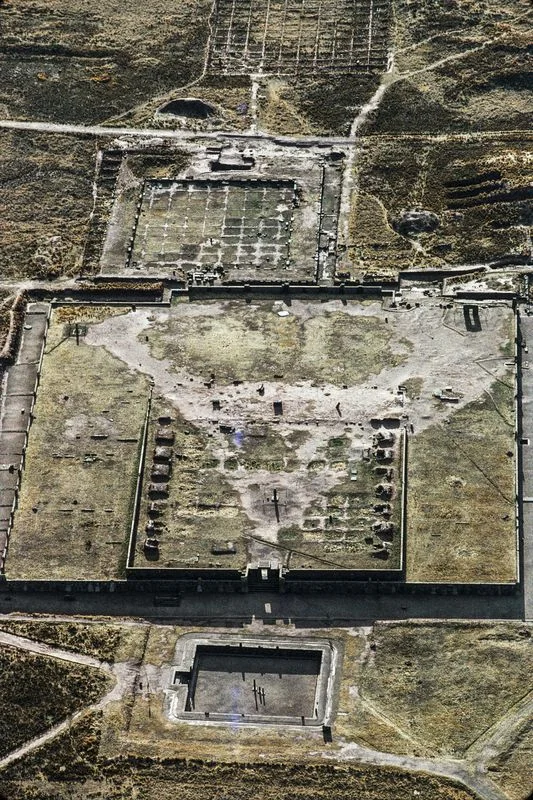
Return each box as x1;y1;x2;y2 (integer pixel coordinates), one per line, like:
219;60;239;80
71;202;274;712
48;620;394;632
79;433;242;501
208;0;392;75
157;99;217;118
166;634;336;726
98;141;342;283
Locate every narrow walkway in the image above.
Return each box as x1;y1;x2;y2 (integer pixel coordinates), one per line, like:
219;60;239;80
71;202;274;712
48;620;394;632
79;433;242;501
330;743;508;800
466;690;533;765
0;629;107;669
0;303;49;569
518;312;533;620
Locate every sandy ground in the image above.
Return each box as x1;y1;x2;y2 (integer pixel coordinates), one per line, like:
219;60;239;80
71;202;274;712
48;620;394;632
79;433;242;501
85;297;514;438
83;296;514;562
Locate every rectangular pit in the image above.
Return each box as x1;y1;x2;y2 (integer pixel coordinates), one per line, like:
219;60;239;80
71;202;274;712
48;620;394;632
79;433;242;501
167;634;335;726
190;645;321;717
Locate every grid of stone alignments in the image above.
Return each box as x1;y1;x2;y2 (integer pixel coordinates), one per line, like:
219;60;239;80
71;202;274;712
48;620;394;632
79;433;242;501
130;178;296;272
208;0;391;75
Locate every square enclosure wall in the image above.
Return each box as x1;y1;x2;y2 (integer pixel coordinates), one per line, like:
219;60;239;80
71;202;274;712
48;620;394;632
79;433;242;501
167;635;336;726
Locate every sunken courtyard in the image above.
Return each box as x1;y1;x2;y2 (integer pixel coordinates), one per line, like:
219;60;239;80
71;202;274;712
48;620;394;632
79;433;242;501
165;633;335;726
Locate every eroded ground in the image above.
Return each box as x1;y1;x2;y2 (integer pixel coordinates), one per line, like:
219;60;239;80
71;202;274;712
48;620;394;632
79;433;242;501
2;296;517;581
88;298;408;571
345;135;533;280
82;296;515;579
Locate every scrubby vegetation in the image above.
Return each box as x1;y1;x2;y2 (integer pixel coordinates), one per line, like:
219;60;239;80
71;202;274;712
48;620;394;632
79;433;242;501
0;621;122;663
358;623;532;757
0;646;111;758
0;711;477;799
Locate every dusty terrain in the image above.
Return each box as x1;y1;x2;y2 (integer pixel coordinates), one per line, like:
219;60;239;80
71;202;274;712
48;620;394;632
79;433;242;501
6;297;513;579
81;297;515;579
7;306;148;580
0;0;530;797
89;298;407;571
0;618;530;800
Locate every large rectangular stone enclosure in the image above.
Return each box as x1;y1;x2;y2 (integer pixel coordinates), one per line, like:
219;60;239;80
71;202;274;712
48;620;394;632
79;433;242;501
166;634;337;726
130;178;296;275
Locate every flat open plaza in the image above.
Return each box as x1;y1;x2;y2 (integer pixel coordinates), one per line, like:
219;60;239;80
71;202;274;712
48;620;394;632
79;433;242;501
1;295;518;584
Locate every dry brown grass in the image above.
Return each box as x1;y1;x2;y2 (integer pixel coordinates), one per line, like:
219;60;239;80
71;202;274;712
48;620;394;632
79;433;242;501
102;621;530;764
347;135;533;279
488;717;533;800
406;373;516;583
0;131;95;280
0;620;123;662
1;619;529;797
7;310;149;580
0;0;211;126
357;622;533;758
0;618;150;664
0;646;110;759
377;0;531;135
0;707;478;800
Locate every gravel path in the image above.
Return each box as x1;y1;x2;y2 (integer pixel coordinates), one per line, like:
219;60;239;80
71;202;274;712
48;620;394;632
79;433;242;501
0;630;139;771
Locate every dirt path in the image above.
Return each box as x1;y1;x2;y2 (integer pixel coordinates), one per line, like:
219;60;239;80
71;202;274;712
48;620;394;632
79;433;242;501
396;8;532;82
0;612;148;626
465;689;533;765
0;630;139;771
0;629;107;669
329;742;509;800
0;660;137;771
358;695;428;752
0;118;523;146
0;118;354;147
0;621;528;798
101;0;218;128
